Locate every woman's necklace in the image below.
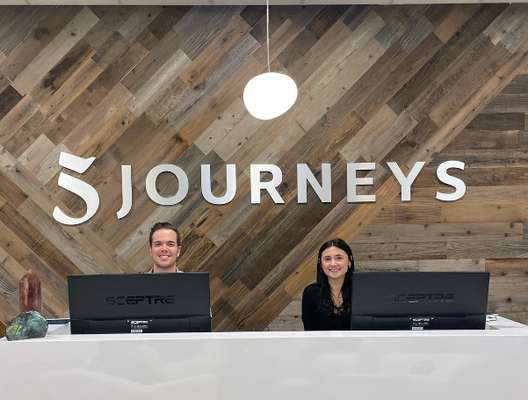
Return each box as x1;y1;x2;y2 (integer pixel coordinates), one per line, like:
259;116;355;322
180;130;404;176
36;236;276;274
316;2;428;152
331;291;343;308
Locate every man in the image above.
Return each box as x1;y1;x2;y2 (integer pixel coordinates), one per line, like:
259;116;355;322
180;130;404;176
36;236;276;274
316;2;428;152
147;222;182;273
147;222;213;322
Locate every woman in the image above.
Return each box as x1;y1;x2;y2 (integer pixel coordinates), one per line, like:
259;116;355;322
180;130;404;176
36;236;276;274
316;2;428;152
302;238;354;330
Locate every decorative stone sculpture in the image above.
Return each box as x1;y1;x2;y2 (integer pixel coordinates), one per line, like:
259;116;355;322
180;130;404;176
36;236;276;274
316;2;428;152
19;269;42;313
5;311;48;341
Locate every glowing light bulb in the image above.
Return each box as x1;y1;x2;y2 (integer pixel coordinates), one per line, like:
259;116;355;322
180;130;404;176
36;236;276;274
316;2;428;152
243;72;298;120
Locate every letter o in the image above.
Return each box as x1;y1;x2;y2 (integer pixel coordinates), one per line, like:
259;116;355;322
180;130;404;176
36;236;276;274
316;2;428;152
146;164;189;205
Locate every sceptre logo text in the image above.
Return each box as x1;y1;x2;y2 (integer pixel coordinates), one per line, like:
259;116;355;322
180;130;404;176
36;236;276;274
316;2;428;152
105;295;175;305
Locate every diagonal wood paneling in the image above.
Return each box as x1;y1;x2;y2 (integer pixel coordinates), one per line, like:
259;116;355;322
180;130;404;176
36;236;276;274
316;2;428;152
1;4;528;336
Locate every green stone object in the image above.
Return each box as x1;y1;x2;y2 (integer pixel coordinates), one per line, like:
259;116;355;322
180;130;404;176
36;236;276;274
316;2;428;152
6;311;48;341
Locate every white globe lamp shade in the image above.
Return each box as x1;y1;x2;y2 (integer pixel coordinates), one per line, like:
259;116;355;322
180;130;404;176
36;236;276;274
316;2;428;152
243;72;298;120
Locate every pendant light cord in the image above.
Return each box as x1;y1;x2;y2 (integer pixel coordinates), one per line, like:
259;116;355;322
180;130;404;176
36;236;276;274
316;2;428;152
267;0;270;73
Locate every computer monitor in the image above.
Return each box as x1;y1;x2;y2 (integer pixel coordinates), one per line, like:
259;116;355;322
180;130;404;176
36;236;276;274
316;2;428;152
68;272;211;334
351;271;490;330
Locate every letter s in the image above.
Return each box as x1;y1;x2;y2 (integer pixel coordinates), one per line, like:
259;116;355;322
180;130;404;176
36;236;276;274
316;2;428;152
436;161;466;202
53;152;100;225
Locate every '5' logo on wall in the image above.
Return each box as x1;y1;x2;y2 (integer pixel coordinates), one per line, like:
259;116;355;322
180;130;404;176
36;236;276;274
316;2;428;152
53;153;100;225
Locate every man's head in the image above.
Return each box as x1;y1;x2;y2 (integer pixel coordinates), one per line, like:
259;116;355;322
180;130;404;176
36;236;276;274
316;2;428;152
148;222;181;273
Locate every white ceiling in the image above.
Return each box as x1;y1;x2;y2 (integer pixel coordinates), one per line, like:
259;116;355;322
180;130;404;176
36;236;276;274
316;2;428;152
1;0;522;6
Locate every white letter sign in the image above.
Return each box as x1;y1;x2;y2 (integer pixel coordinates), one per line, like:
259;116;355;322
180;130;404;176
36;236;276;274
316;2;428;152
436;161;466;202
201;164;237;205
388;161;425;202
250;164;284;204
53;152;100;226
146;164;189;205
297;163;331;203
347;163;376;203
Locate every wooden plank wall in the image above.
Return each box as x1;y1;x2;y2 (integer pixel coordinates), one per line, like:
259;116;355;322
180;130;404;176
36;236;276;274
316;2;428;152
0;5;528;336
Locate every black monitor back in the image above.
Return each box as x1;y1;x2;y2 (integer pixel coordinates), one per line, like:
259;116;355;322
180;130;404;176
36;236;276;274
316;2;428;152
351;271;490;330
68;272;211;334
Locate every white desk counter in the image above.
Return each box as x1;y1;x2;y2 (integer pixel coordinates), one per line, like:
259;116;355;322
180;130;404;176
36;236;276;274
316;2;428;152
1;316;527;400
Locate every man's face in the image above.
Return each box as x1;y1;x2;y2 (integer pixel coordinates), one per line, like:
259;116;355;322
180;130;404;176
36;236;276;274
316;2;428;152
148;229;181;272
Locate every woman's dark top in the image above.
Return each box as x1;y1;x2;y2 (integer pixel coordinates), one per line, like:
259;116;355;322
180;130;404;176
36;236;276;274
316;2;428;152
302;283;350;330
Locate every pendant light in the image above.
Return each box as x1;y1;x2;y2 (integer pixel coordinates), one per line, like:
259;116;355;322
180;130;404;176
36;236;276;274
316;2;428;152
243;0;298;120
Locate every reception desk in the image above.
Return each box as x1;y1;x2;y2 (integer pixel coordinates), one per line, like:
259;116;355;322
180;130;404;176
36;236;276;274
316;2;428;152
1;316;527;400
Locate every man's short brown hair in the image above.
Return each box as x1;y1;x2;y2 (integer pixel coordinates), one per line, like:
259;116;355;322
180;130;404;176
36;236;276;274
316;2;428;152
149;222;180;247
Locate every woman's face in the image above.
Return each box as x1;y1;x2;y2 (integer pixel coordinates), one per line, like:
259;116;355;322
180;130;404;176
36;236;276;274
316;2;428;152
320;246;350;282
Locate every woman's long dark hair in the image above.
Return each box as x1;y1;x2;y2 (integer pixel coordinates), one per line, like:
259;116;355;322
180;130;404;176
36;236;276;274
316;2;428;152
316;238;354;319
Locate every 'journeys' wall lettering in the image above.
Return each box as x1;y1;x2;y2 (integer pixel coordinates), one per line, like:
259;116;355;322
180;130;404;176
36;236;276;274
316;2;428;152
53;152;466;225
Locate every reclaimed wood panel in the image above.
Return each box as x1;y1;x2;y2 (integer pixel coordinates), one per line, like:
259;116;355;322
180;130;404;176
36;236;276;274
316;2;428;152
2;5;528;337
